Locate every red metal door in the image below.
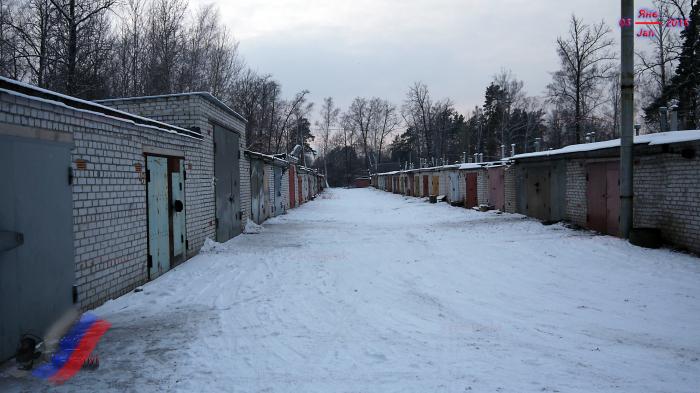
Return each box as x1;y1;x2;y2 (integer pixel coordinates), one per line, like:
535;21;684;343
465;172;478;208
587;162;618;235
605;165;620;236
488;167;505;211
408;175;414;196
298;175;303;204
423;175;429;196
288;165;296;208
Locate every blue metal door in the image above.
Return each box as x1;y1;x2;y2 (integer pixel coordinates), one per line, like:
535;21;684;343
147;156;170;279
170;158;186;264
0;135;74;361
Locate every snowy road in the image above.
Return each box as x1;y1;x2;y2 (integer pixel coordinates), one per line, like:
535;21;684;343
2;188;700;392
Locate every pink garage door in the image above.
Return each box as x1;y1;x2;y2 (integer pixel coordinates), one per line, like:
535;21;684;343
488;166;505;211
586;162;620;236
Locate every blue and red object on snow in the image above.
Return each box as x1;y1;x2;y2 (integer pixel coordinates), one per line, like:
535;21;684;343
33;313;111;384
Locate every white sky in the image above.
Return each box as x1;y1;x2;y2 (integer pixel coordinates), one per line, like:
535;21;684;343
192;0;659;118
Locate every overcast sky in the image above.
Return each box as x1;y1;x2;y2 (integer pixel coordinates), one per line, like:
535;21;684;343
193;0;656;119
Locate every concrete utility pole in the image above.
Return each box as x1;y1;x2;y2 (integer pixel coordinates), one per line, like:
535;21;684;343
620;0;634;239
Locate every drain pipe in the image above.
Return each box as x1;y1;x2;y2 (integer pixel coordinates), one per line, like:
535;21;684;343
620;0;634;239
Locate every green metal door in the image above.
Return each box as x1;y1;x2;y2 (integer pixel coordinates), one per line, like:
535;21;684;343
147;156;170;279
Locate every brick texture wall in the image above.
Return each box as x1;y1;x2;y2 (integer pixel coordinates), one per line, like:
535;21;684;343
634;143;700;254
0;90;211;310
504;165;517;213
565;161;587;227
98;94;250;230
477;170;489;206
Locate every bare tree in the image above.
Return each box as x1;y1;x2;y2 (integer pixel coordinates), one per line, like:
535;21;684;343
316;97;340;177
49;0;116;95
547;15;616;143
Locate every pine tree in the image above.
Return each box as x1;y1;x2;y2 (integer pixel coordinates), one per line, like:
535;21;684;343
645;2;700;130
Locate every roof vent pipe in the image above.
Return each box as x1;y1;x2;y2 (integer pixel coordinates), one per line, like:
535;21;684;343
479;153;484;163
634;124;641;136
500;144;505;159
669;105;679;131
534;138;541;152
511;144;516;157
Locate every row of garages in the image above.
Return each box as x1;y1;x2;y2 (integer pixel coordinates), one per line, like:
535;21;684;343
0;77;323;361
373;130;700;255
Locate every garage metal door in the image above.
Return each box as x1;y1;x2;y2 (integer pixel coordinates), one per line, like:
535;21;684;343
465;172;478;208
526;166;551;221
488;166;505;211
214;124;241;242
587;162;620;236
0;135;74;361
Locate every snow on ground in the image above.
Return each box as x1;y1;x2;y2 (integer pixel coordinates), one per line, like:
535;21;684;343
2;188;700;393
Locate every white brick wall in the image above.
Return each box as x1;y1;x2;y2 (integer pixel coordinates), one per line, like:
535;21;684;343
565;161;587;227
0;91;212;310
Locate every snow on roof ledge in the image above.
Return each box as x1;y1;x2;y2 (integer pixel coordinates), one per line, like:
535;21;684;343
511;130;700;160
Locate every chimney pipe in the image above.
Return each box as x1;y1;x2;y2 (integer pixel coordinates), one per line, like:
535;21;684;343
634;124;641;136
534;138;541;152
659;106;668;132
500;144;505;159
511;144;516;157
670;105;678;131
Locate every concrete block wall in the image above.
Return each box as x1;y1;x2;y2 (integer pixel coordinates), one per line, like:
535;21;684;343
0;90;208;310
98;94;250;232
504;166;517;213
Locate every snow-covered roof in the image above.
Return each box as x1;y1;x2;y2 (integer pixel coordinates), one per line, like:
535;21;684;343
511;130;700;160
245;150;290;167
97;91;247;123
0;76;202;139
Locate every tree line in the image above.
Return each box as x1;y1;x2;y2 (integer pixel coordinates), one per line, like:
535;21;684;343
318;0;698;186
0;0;697;187
0;0;316;156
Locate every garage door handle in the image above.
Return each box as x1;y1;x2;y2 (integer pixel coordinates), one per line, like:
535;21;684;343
0;231;24;252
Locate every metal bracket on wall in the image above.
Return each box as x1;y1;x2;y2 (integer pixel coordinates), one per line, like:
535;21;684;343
147;254;153;268
0;231;24;252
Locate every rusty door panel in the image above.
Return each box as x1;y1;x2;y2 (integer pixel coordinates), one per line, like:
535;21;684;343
408;175;414;196
423;175;429;196
289;165;296;208
606;165;620;236
465;172;478;208
488;167;505;211
586;162;620;235
431;175;439;196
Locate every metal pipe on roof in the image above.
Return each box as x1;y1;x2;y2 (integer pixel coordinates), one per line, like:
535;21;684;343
670;105;679;131
620;0;635;239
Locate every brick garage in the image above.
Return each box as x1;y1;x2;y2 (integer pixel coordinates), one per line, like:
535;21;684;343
97;93;250;234
511;132;700;254
0;78;221;309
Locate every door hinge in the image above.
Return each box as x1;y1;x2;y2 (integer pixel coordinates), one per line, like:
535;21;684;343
147;254;153;268
215;218;219;227
72;285;78;304
180;234;184;243
186;240;189;249
68;167;74;185
183;170;187;181
238;211;243;220
213;142;216;153
146;170;151;182
238;150;241;159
